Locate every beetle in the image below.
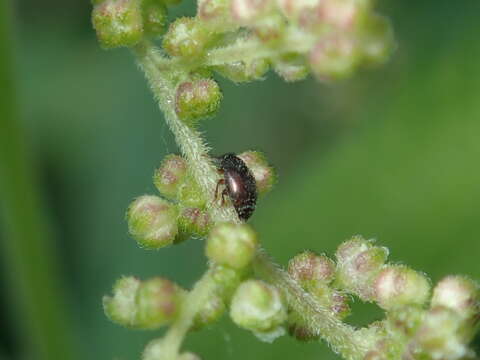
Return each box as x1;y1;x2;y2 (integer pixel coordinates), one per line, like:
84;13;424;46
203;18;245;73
215;153;257;221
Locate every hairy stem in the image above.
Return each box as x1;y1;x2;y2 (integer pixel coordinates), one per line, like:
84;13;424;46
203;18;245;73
135;40;368;360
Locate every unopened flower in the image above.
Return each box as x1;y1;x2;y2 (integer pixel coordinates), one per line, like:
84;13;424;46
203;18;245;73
177;207;211;239
175;79;222;125
288;250;335;287
163;17;212;58
92;0;144;49
153;154;188;199
237;150;276;196
230;280;287;338
206;222;258;269
142;0;167;37
127;195;178;249
214;58;270;83
431;276;479;320
373;265;430;310
103;276;141;327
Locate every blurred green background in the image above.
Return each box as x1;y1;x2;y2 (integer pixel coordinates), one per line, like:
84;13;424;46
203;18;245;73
1;0;480;359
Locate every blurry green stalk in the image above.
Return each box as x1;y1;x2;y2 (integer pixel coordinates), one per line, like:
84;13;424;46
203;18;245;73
0;3;76;360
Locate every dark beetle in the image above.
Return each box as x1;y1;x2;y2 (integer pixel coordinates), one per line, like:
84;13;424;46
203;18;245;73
215;153;257;221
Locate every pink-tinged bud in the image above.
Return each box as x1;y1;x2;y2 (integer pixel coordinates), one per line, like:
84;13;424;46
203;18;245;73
277;0;321;22
92;0;144;49
163;17;211;58
317;0;369;30
431;276;479;320
193;294;226;329
237;151;276;196
288;251;335;287
135;277;184;329
309;35;360;82
103;276;141;327
175;79;222;125
153;154;188;199
253;14;286;43
231;0;273;24
330;291;350;319
335;236;388;301
413;307;470;360
373;265;430;310
127;195;178;249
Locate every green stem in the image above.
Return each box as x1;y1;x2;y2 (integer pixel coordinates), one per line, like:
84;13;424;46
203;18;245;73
0;3;77;360
253;249;369;360
135;40;370;360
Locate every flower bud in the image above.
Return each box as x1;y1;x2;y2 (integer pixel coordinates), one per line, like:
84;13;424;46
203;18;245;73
288;251;335;288
103;276;141;327
211;264;243;300
193;294;226;329
431;276;479;320
317;0;370;30
206;222;258;269
214;58;269;83
92;0;144;49
231;0;273;24
153;154;188;199
175;79;222;125
176;174;206;208
414;307;470;360
253;14;286;43
230;280;287;336
309;35;360;81
237;151;276;196
127;195;178;249
360;14;395;66
273;55;309;82
198;0;234;31
142;0;167;37
135;277;183;329
335;236;388;300
163;17;211;58
387;305;424;338
373;265;430;310
177;207;211;239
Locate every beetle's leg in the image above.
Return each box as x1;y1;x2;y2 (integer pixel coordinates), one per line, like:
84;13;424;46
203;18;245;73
221;188;229;206
214;179;225;202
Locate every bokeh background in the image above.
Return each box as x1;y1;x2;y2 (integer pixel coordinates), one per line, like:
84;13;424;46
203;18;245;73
1;0;480;359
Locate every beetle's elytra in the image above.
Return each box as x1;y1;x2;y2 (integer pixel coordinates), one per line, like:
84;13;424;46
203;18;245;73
215;153;257;221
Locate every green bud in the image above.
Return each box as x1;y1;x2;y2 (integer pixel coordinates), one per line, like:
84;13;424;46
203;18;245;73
127;195;178;249
414;307;470;360
103;276;141;327
92;0;144;49
309;35;361;81
198;0;233;31
206;222;258;269
387;305;425;338
135;277;183;329
373;265;431;310
238;151;276;196
177;174;206;208
335;236;388;300
177;207;211;240
432;276;479;320
193;294;226;329
142;0;167;37
230;280;287;337
163;17;211;58
211;264;244;300
273;54;309;82
214;58;269;83
153;154;188;199
360;14;395;66
175;79;222;125
288;251;335;287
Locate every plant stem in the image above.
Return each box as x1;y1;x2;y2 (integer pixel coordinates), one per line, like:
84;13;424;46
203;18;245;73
254;249;369;360
135;40;368;360
0;3;77;360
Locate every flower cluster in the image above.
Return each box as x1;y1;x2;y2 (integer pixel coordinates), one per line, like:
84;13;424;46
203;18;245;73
286;236;480;360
